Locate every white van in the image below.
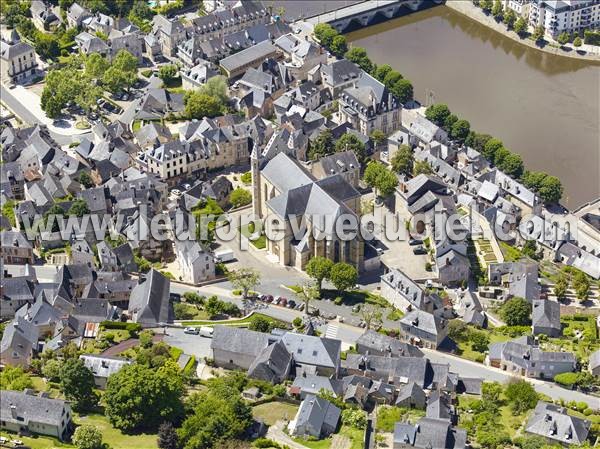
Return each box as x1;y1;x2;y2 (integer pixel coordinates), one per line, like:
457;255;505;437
199;326;214;338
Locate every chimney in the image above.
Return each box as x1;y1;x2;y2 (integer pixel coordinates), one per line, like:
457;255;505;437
10;404;17;419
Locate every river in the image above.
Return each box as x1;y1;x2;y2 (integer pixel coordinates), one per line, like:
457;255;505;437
345;5;600;209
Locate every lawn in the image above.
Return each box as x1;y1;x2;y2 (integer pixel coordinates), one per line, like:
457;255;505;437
240;223;267;249
376;406;424;432
252;401;299;425
76;413;158;449
457;394;529;439
181;312;288;327
0;414;157;449
455;330;511;363
499;241;523;262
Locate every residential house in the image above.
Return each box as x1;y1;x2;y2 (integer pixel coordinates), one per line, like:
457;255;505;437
589;350;600;376
275;33;327;81
380;269;445;314
0;33;39;85
133;88;185;123
488;262;541;301
75;31;110;58
1;275;36;318
344;354;430;389
311;150;360;188
403;109;448;146
532;299;561;337
320;59;362;98
288;395;341;439
393;418;467;449
0;316;39;367
152;15;187;57
399;310;448;349
30;1;60;31
356;330;424;358
338;72;401;136
181;62;219;90
555;241;600;280
290;375;344;400
281;332;341;377
220;41;279;79
247;339;293;384
174;240;216;284
80;354;132;388
127;269;171;326
435;240;470;288
395;382;427;409
67;2;92;28
211;325;271;371
525;401;590;446
0;390;72;441
487;335;576;379
1;231;34;264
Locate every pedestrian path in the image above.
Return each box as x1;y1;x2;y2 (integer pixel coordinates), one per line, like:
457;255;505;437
325;322;339;339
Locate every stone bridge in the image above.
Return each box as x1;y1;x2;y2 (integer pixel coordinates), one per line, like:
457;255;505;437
305;0;444;33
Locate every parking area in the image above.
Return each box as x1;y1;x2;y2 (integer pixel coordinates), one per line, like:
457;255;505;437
159;327;214;360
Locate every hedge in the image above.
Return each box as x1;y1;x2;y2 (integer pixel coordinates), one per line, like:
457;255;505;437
100;321;142;333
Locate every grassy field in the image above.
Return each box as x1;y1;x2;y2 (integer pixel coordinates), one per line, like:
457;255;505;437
455;331;511;363
181;313;288;327
240;223;267;249
376;406;425;432
252;401;299;425
0;414;157;449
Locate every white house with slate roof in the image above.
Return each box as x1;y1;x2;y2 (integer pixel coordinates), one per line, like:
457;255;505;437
0;31;39;85
288;394;341;439
174;240;216;284
525;401;590;446
399;310;448;349
0;390;72;441
80;354;132;388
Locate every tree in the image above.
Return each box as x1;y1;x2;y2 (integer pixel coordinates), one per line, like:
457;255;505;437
309;128;334;159
500;297;531;326
335;133;366;163
295;281;320;315
43;204;66;232
497;152;524;178
42;359;62;382
329;262;358;293
78;171;94;188
249;315;274;333
425;103;451;127
229;188;252;208
306;256;334;292
369;129;386;148
34;33;60;60
480;0;493;13
72;425;103;449
373;64;393;82
413;159;433;176
68;199;90;217
391;78;414;104
105;361;183;431
227;268;260;298
482;137;504;162
158;64;179;86
465;132;492;153
185;92;223;119
514;17;527;36
344;47;373;73
363;161;398;197
391;145;414;175
553;273;568;299
572;271;590;301
481;381;503;405
491;0;503;20
157;422;179;449
521;240;538;259
505;379;538;413
60;358;98;411
102;66;134;93
330;34;348;57
503;9;516;28
382;70;402;88
557;31;570;45
313;23;338;47
85;53;109;79
538;175;563;204
199;75;228;104
0;366;33;391
359;304;383;330
450;119;471;142
471;331;490;352
112;49;138;74
532;26;545;43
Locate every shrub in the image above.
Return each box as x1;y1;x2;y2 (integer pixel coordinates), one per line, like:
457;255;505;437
334;296;343;305
553;372;578;387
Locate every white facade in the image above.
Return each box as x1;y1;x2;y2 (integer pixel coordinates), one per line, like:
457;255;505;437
525;0;600;37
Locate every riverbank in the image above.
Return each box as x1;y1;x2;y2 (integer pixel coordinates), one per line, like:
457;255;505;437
445;0;600;62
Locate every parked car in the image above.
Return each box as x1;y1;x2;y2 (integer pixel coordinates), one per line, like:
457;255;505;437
409;238;423;246
412;245;427;255
287;300;296;308
272;297;280;305
296;302;304;310
170;293;181;302
183;183;192;191
279;297;287;307
265;295;274;303
184;327;199;335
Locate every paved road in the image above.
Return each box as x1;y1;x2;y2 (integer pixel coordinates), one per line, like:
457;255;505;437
157;327;214;360
8;263;598;408
422;349;600;410
0;84;92;145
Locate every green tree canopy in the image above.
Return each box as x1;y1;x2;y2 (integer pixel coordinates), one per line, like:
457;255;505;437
425;103;451;127
335;133;366;163
482;137;504;162
328;262;358;293
391;145;414;175
105;361;184;431
373;64;393;82
330;34;348;57
306;256;334;292
68;199;90;217
363;161;398;197
229;188;252;208
313;23;338;47
158;64;179;85
227;268;260;298
59;358;98;411
390;78;414;104
497;152;524;178
413;160;433;176
185;92;223;119
505;380;538;413
450;119;471;142
309;128;334;160
344;47;373;73
514;17;527;36
500;297;531;326
85;53;109;79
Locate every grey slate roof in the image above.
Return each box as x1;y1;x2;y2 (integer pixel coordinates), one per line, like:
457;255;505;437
127;269;170;325
0;316;39;359
525;401;590;445
292;375;344;398
211;325;270;357
280;332;341;371
80;354;131;379
532;299;561;335
0;390;68;427
220;40;276;73
394;418;467;449
293;394;341;437
1;230;32;249
248;340;292;383
356;330;424;358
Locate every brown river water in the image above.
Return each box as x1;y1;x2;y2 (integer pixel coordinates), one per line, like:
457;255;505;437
345;5;600;209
